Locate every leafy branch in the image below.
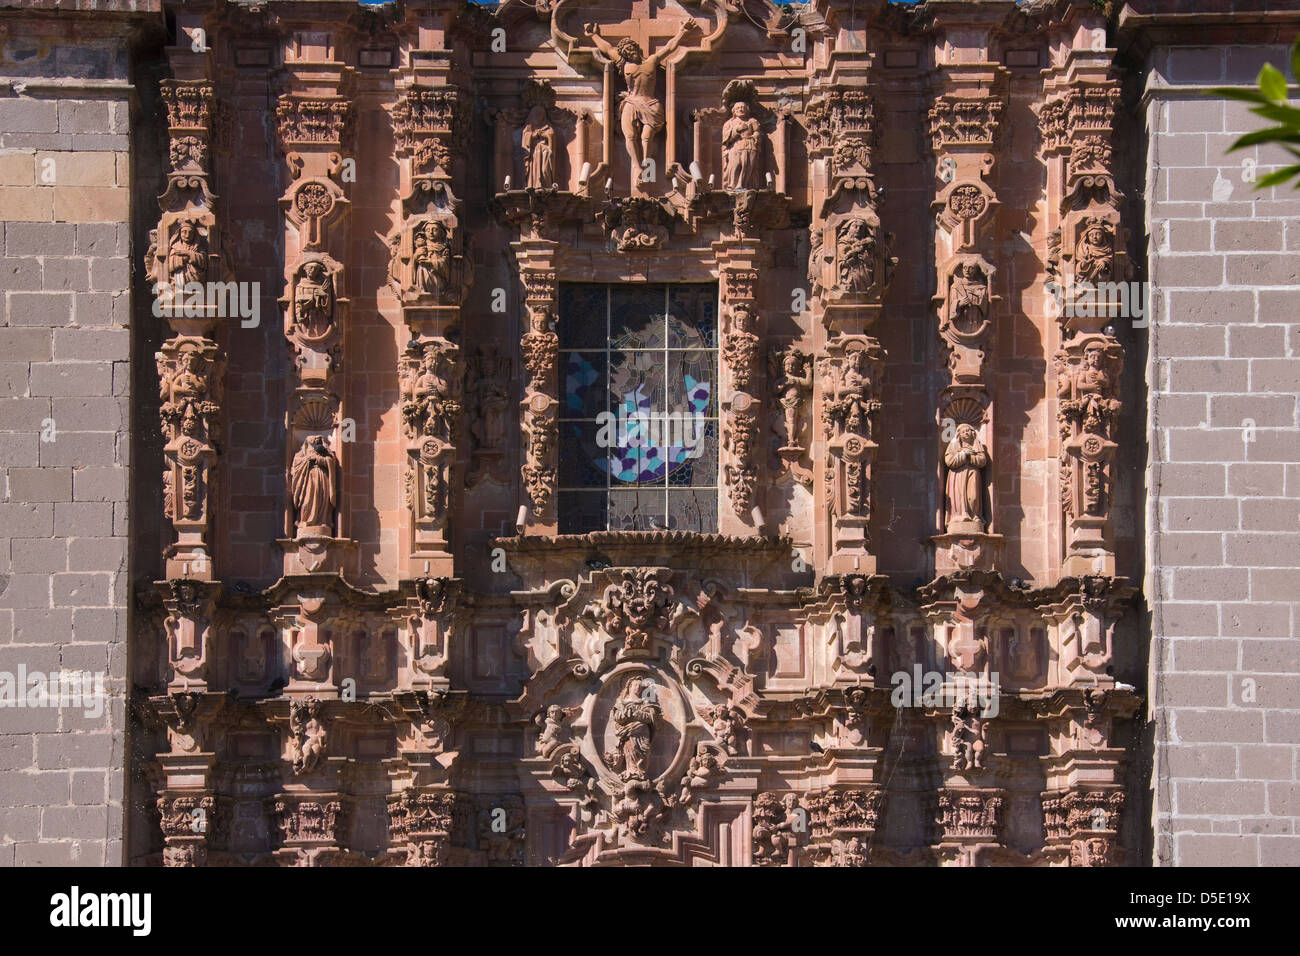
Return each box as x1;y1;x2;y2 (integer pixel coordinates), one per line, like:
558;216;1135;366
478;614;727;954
1210;37;1300;189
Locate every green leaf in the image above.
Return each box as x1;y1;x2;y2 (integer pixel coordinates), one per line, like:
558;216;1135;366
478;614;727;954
1255;164;1300;189
1209;87;1271;104
1291;38;1300;85
1228;127;1300;149
1259;62;1288;102
1247;103;1300;126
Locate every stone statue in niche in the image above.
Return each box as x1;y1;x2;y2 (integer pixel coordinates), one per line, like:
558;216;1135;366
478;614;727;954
582;19;700;175
773;347;813;451
159;350;218;442
722;100;762;191
413;221;452;296
949;703;987;771
603;675;661;783
1075;346;1117;436
943;423;989;533
290;434;338;534
166;219;208;287
405;343;461;442
823;349;877;438
949;262;988;334
1073;217;1114;284
292;260;335;339
836;219;877;293
521;100;556;190
467;345;509;456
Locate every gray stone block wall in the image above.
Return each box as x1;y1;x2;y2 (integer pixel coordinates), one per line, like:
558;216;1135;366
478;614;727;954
0;15;144;865
1146;43;1300;866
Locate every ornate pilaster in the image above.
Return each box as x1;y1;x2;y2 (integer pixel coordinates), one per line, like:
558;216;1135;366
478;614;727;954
274;36;357;577
806;83;894;573
928;36;1008;576
1041;16;1129;577
388;80;475;573
716;253;764;530
150;38;225;580
514;253;559;533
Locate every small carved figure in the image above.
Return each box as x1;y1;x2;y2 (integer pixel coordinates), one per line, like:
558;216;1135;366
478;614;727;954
949;262;988;334
1073;218;1113;284
943;423;989;532
166;219;208;287
949;704;988;771
836;219;876;293
773;348;813;449
533;704;579;757
700;704;746;755
290;435;338;533
521;103;556;190
413;220;452;295
721;101;762;191
293;260;335;339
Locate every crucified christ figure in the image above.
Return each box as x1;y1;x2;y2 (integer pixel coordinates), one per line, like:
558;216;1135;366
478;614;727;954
583;20;700;178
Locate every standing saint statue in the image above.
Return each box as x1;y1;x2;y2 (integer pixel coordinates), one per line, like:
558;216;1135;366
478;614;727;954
949;262;988;334
167;219;208;287
583;20;700;178
290;434;338;534
293;260;335;339
943;423;989;533
1073;218;1114;285
413;221;451;296
721;100;762;191
521;102;556;190
604;675;662;782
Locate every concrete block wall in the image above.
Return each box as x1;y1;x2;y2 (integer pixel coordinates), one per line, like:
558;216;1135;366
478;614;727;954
1145;42;1300;866
0;7;153;865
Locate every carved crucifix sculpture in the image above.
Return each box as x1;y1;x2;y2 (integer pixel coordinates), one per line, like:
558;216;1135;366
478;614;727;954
582;19;700;181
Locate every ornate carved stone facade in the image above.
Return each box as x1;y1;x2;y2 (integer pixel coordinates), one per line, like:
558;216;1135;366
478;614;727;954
128;0;1148;867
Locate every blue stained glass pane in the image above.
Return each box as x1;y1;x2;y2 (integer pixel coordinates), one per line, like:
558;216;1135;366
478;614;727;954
563;351;605;418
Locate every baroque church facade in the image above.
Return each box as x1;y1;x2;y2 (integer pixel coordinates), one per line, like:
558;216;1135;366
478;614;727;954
128;0;1151;866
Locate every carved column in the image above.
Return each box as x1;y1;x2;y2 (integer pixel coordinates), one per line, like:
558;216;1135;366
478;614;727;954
514;248;559;534
389;81;475;575
716;252;764;531
151;47;225;581
805;86;894;574
928;48;1008;575
1041;25;1129;578
274;36;357;577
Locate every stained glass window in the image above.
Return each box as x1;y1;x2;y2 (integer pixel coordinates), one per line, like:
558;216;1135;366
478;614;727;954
557;283;719;533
